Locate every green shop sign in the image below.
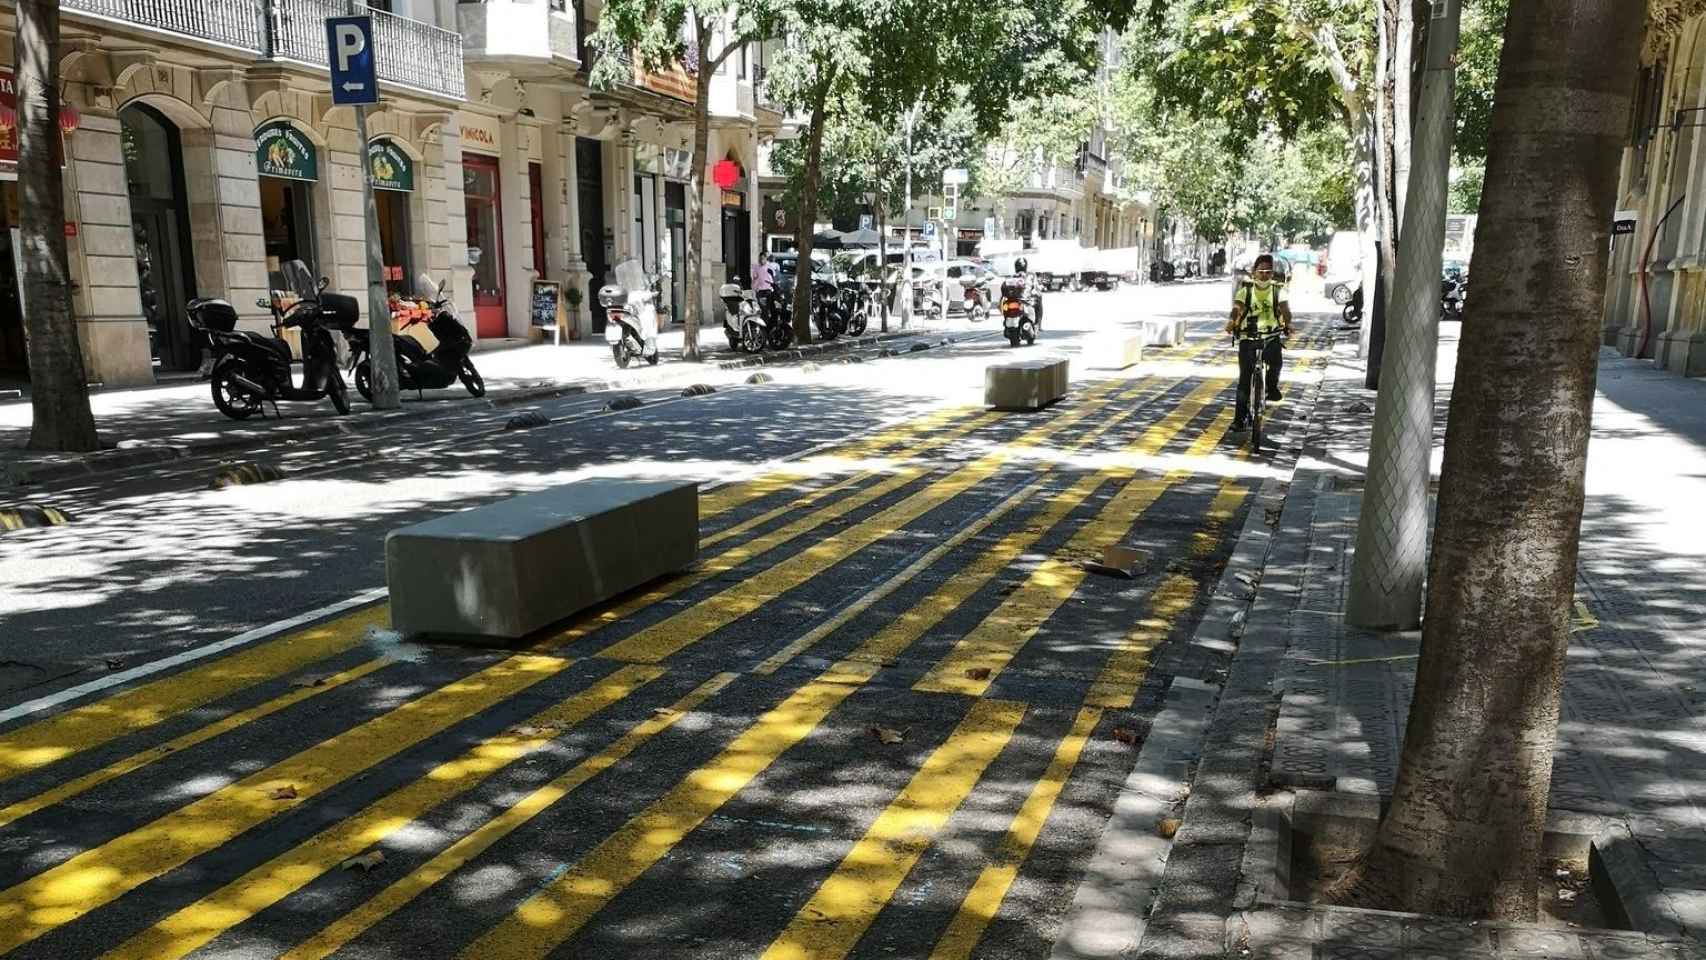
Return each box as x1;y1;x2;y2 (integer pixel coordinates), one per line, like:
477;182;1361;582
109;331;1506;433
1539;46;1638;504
254;120;318;181
368;138;415;192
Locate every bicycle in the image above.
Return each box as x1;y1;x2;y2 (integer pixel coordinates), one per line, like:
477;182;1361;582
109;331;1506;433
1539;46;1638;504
1241;331;1285;454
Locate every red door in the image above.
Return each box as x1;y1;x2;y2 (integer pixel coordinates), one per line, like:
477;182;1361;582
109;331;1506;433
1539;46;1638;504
463;153;507;338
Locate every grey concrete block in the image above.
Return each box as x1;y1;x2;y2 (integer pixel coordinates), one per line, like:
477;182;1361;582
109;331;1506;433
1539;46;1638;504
387;478;698;641
1144;318;1187;347
1085;334;1144;370
985;357;1070;410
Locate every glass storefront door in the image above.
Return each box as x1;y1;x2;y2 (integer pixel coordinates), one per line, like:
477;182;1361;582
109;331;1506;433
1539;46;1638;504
120;103;198;372
0;184;23;377
463;152;506;338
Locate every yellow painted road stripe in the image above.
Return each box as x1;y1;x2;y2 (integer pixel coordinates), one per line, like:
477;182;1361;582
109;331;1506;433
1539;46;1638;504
760;699;1028;960
1084;474;1251;708
101;664;663;960
279;670;738;960
455;663;875;960
595;382;1133;665
755;374;1195;676
0;605;384;784
915;397;1235;697
703;411;1002;550
926;705;1102;960
531;411;1015;654
701;405;974;519
0;658;390;831
0;654;569;954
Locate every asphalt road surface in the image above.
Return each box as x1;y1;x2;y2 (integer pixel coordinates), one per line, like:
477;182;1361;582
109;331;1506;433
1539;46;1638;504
0;280;1338;960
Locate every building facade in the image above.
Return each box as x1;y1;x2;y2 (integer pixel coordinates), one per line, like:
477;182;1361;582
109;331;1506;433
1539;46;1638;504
1602;1;1706;378
0;0;777;388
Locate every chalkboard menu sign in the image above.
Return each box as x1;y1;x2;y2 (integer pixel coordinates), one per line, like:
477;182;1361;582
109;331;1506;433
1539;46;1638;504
531;280;567;340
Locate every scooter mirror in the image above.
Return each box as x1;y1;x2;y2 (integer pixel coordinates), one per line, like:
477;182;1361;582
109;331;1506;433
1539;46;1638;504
255;297;270;309
418;273;437;298
317;277;330;293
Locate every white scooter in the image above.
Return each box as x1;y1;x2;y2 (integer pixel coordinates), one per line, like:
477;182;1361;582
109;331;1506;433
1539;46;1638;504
718;283;767;353
599;259;660;368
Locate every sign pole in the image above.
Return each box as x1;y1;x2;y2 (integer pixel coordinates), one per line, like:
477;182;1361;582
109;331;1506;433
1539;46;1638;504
353;102;399;410
329;6;399;411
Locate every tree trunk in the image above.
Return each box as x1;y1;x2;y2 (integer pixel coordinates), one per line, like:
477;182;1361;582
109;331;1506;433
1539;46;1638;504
1393;0;1415;228
1370;0;1399;385
789;72;835;344
878;194;889;332
1336;0;1641;920
1352;108;1382;364
683;17;712;362
17;0;97;452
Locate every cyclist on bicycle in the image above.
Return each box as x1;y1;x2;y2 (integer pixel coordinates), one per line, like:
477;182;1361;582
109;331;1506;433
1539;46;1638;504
1224;253;1293;431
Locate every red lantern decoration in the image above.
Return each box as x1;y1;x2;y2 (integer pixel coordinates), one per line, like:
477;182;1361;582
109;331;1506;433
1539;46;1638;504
58;102;79;135
712;159;740;190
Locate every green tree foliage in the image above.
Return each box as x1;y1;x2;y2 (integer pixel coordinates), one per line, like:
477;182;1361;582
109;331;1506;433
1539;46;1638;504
1130;0;1353;147
1453;0;1509;162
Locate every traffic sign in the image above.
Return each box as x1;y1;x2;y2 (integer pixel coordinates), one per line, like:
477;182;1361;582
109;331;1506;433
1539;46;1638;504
326;15;379;105
943;167;968;186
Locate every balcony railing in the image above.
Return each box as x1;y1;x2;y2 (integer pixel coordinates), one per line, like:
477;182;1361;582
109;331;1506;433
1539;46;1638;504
272;0;466;100
63;0;265;52
62;0;465;101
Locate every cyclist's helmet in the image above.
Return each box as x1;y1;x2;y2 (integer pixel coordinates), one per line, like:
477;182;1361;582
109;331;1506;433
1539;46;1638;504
1014;257;1029;274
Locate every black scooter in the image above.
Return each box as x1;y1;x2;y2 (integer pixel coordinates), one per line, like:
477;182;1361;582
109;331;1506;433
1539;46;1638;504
347;276;484;401
188;261;354;420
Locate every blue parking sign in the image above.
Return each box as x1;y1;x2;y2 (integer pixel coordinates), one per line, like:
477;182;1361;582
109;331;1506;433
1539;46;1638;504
326;15;379;106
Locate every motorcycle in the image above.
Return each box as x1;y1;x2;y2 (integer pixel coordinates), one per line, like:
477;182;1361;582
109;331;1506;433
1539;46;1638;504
347;274;483;402
815;276;850;340
1441;273;1467;321
188;259;353;421
719;283;768;353
959;274;990;321
1342;284;1363;326
600;259;661;368
999;276;1039;347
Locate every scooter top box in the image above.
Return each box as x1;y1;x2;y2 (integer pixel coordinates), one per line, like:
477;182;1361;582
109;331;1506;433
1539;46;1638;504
597;285;629;308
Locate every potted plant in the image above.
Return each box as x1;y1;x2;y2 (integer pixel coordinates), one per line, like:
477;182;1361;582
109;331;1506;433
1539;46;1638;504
564;285;583;341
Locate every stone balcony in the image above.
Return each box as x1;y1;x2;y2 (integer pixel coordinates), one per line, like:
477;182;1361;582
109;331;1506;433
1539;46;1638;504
62;0;466;101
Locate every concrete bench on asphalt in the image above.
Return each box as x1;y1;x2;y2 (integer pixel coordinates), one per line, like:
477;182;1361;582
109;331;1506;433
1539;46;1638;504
985;357;1070;411
1142;318;1186;347
1083;334;1143;371
386;477;698;642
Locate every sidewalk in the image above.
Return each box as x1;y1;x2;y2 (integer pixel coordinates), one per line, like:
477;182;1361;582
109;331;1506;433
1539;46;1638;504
0;319;951;487
1099;327;1706;958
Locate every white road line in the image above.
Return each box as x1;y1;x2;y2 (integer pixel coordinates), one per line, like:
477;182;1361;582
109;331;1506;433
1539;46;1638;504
0;586;390;728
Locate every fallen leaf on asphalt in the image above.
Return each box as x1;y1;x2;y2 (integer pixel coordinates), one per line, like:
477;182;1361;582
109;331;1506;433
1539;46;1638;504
104;658;125;670
267;785;298;801
1112;727;1139;745
652;707;679;718
870;726;907;745
291;675;328;688
508;724;557;738
964;667;992;681
1157;818;1181;839
342;850;386;872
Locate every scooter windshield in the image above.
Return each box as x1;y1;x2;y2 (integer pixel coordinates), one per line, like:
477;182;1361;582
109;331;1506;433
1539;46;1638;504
278;260;317;300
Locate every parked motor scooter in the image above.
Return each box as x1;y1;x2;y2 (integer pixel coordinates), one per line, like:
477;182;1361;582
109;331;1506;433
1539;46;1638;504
1441;271;1467;321
600;259;660;368
346;274;483;401
959;274;990;321
188;259;353;420
719;283;768;352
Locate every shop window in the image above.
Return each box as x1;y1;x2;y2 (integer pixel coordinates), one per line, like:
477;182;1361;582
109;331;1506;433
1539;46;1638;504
369;137;416;295
529;162;547;277
463;153;507;337
260;178;317;279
